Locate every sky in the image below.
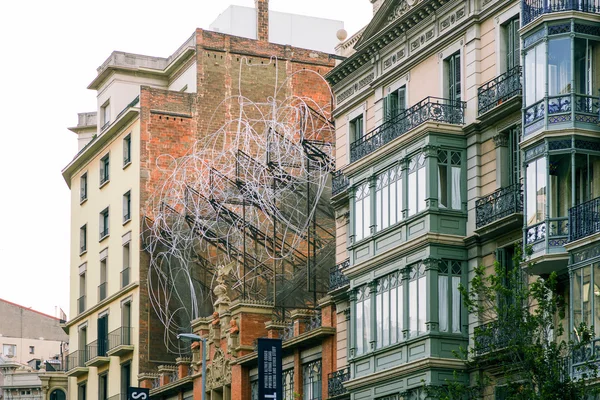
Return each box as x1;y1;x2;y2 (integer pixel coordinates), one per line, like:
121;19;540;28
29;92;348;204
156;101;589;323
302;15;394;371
0;0;372;319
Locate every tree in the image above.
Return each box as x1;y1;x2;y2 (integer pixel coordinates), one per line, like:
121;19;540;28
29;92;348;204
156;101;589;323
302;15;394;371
426;245;599;400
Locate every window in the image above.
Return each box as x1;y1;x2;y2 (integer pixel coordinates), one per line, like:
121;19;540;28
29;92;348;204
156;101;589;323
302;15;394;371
575;37;600;96
302;360;322;400
507;127;520;186
354;182;371;241
282;369;294;400
573;262;600;337
122;301;132;344
122;243;130;288
251;381;258;400
123;134;131;166
100;154;110;185
376;271;403;348
29;346;34;354
525;42;546;106
350;114;364;142
496;246;520;314
438;149;462;210
98;314;108;357
3;344;16;357
376;165;403;231
78;273;86;314
80;173;88;202
101;101;110;129
99;208;110;239
504;17;520;70
526;157;547;226
408;153;426;216
98;373;108;400
384;86;406;121
99;259;107;301
120;363;132;399
408;263;426;336
80;224;87;254
438;260;462;333
50;389;66;400
78;383;86;400
355;285;371;355
123;191;131;223
446;52;461;103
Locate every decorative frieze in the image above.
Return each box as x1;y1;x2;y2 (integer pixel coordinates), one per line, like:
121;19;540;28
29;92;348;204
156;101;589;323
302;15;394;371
493;133;508;148
440;7;466;32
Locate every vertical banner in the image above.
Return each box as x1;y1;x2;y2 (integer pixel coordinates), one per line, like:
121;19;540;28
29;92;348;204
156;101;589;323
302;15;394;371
258;338;283;400
127;387;149;400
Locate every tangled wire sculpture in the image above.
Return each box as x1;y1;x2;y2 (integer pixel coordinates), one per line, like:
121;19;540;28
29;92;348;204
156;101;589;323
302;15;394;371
143;57;336;352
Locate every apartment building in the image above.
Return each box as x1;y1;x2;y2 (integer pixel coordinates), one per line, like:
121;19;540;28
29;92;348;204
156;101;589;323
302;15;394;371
62;1;341;400
326;0;600;399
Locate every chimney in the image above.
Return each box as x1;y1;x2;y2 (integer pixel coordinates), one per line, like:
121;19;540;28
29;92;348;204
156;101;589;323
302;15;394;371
255;0;269;42
370;0;384;15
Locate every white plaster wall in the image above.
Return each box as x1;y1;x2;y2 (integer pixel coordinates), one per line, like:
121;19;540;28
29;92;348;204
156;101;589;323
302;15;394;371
168;61;197;93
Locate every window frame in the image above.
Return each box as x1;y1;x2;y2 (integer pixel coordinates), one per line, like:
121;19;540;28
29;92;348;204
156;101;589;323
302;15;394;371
350;114;365;143
375;271;403;349
383;85;406;122
80;173;88;203
80;224;87;255
504;17;521;71
375;165;403;232
123;190;131;224
408;262;427;336
123;134;132;167
99;207;110;241
437;149;463;210
408;152;427;216
354;181;372;242
3;344;16;357
100;153;110;186
355;285;371;356
446;52;462;103
302;359;322;400
100;101;110;130
438;260;463;334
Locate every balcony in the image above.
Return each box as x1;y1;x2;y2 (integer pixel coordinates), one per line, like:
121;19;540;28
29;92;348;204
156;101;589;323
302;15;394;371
522;0;600;26
329;259;350;292
121;267;130;288
475;184;523;236
572;338;600;378
473;320;518;357
107;327;134;357
524;93;599;137
331;171;349;197
66;350;88;377
98;282;107;302
569;196;600;242
477;66;522;122
328;367;350;398
77;295;86;315
86;339;110;367
349;97;465;163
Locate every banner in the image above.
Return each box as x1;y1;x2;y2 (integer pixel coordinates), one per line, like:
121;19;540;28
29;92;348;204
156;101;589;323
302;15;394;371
258;338;283;400
127;387;150;400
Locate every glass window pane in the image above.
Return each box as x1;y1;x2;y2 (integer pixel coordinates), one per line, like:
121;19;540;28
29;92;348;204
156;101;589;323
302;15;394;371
397;176;403;221
418;275;426;333
398;284;404;334
391;288;397;343
409;171;417;216
356;300;363;354
583;266;592;325
574;268;582;328
356;199;363;241
383;290;389;346
376;293;383;347
536;158;547;223
451;166;462;210
527;161;537;225
548;38;572;96
390;179;397;225
376;188;383;231
364;296;371;349
439;165;448;208
439;276;448;332
525;47;536;106
452;276;461;333
382;185;389;230
536;43;546;101
549;154;572;219
409;280;417;333
363;194;371;238
418;166;426;212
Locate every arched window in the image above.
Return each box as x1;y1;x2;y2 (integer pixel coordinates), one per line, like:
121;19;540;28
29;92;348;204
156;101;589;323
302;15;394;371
50;389;66;400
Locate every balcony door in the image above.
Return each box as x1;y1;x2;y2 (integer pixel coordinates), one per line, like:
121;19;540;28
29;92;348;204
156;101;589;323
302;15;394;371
98;314;108;356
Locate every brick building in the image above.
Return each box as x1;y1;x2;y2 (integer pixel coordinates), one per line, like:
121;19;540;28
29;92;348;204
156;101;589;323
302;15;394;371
61;1;343;400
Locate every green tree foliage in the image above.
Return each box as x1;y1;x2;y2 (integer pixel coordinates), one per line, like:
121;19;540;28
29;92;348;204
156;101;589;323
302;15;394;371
427;245;598;400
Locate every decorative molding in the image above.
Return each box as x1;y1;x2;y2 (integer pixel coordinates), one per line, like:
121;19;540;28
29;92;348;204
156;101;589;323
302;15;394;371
493;133;509;148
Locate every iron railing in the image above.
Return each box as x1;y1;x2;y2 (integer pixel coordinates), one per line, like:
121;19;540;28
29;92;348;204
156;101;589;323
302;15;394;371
77;295;86;315
305;311;322;333
478;66;522;116
98;282;107;301
66;350;87;370
328;367;350;397
329;259;350;291
121;267;130;288
350;96;465;162
108;327;132;350
522;0;600;25
86;339;108;360
569;196;600;242
473;320;518;356
332;171;349;197
572;338;600;377
475;184;523;228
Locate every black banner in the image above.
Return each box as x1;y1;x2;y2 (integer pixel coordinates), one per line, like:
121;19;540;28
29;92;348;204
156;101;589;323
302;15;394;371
258;338;283;400
127;387;150;400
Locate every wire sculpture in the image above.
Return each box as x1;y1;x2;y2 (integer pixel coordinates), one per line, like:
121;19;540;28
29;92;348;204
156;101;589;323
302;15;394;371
142;57;336;352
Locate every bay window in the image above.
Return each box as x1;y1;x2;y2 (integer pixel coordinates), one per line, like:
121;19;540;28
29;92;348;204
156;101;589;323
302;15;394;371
438;260;462;333
548;38;571;97
526;157;547;226
409;263;427;336
354;182;371;241
572;262;600;337
438;150;462;210
376;271;403;348
525;42;546;107
408;153;426;216
575;37;600;97
355;285;371;355
376;165;403;231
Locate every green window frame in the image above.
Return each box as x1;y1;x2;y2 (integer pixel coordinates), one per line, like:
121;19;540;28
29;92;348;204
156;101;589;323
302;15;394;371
437;149;463;210
376;165;403;231
504;17;520;70
376;271;403;348
100;153;110;185
447;52;461;103
383;85;406;121
408;153;427;216
350;114;364;142
438;260;463;333
572;262;600;337
354;181;371;242
355;285;371;355
123;134;132;166
409;263;427;336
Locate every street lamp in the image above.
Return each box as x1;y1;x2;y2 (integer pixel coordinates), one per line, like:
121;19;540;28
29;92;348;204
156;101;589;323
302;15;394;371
177;333;207;400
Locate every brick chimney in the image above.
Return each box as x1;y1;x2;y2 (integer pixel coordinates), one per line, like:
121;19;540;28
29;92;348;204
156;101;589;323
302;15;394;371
255;0;269;42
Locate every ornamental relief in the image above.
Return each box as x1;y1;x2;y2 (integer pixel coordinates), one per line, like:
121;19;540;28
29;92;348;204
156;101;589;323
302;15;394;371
387;0;421;25
205;348;232;391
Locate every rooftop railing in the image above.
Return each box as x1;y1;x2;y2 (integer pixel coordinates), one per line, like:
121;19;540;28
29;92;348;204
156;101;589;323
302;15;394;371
477;66;522;116
349;96;465;163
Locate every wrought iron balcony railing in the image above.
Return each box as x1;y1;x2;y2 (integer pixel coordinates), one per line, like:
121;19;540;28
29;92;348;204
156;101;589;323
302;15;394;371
121;267;130;288
305;311;322;333
475;184;523;229
77;295;86;315
478;66;522;116
332;170;349;197
523;0;600;25
108;327;132;350
87;339;108;359
473;320;518;356
569;196;600;242
328;367;350;397
349;96;466;163
66;350;87;370
329;259;350;291
572;338;600;377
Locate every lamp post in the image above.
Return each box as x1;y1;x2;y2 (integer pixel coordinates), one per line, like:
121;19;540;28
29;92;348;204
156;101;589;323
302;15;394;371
177;333;207;400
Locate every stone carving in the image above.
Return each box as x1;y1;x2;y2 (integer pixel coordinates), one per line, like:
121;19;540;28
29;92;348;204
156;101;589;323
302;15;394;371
214;261;234;308
205;348;232;390
387;0;420;25
229;318;239;334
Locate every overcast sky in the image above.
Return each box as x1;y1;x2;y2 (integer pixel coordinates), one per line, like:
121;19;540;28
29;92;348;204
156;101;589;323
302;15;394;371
0;0;372;319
